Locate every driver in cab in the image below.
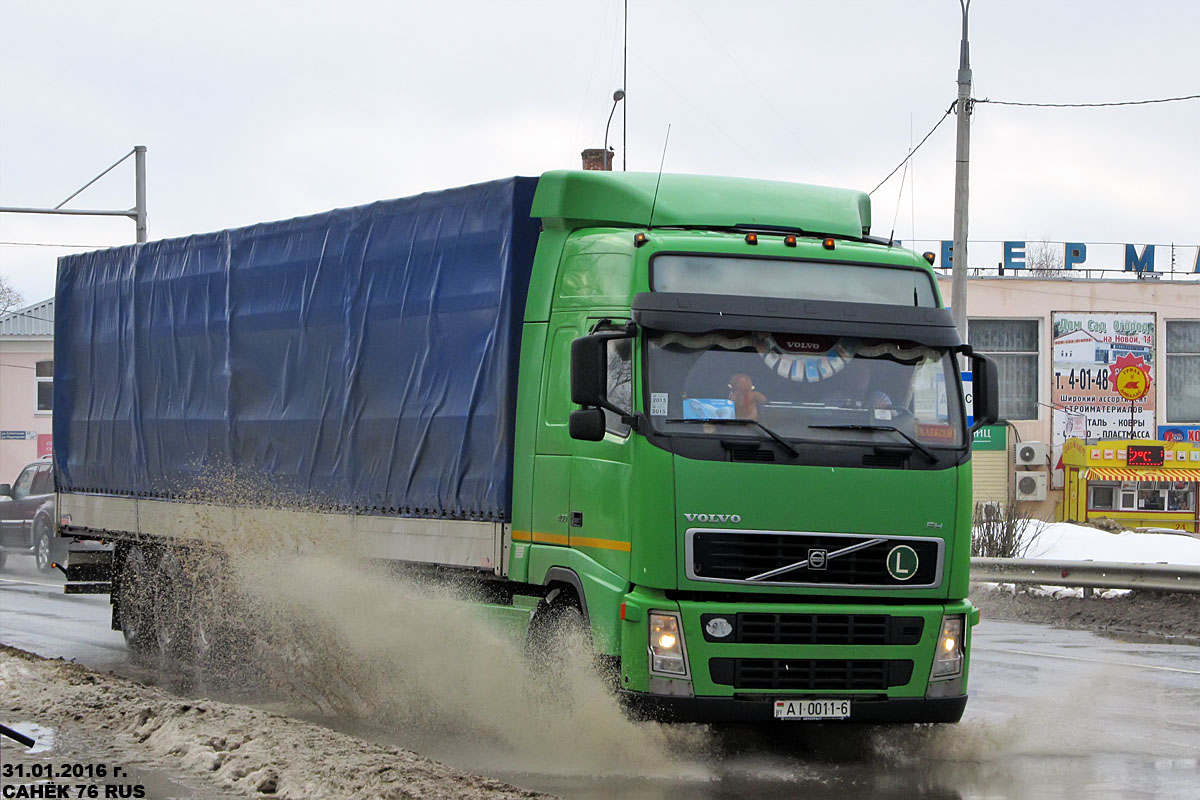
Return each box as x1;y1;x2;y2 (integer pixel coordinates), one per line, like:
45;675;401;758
826;359;892;410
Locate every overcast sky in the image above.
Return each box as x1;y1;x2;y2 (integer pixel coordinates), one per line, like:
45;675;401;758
2;0;1197;303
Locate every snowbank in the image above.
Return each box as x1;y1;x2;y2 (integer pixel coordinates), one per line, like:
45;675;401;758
1022;521;1200;566
0;646;547;800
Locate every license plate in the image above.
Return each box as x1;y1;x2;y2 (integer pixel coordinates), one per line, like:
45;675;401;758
773;698;851;720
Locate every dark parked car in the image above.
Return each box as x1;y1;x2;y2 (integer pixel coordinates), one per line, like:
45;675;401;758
0;456;61;572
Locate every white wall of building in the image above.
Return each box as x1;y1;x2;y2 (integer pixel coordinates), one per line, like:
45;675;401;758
939;274;1200;518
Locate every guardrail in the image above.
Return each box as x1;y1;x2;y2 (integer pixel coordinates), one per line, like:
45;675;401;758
970;558;1200;595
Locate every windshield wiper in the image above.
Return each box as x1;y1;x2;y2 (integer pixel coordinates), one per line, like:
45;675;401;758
809;423;938;462
665;417;800;458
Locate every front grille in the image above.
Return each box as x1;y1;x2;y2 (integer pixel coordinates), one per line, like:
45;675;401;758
689;530;942;587
710;658;913;691
700;613;924;645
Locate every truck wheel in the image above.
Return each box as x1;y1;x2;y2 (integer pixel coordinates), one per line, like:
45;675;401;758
153;549;193;662
526;589;588;670
34;519;54;573
119;546;156;657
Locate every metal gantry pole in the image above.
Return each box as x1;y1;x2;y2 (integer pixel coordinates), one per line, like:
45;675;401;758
951;0;972;340
134;145;148;242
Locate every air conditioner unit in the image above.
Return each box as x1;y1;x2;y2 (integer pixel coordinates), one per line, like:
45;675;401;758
1014;441;1047;466
1014;471;1048;501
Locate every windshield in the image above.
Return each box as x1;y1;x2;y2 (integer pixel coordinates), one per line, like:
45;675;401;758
645;330;964;448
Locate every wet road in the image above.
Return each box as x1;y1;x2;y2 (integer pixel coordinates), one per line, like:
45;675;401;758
3;559;1199;800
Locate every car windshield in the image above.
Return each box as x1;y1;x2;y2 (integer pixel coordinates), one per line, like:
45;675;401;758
645;330;964;448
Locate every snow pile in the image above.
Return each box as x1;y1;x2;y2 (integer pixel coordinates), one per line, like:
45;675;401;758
1022;521;1200;566
0;646;547;799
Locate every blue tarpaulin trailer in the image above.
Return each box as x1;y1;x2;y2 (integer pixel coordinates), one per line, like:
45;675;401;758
54;177;540;522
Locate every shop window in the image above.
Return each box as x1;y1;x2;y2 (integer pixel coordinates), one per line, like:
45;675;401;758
35;359;53;412
1137;483;1166;511
1166;321;1200;422
1168;483;1195;512
968;319;1038;420
1119;483;1137;511
1088;484;1116;511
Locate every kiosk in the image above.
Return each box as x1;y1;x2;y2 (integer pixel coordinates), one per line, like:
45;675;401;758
1060;437;1200;532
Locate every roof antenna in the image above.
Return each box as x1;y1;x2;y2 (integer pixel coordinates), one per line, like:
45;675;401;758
648;123;671;230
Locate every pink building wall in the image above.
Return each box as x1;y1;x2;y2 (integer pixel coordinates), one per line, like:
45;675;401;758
0;339;53;484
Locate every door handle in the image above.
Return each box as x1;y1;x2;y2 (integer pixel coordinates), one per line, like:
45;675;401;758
570;511;583;528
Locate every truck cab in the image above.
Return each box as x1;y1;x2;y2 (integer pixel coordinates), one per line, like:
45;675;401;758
508;170;998;722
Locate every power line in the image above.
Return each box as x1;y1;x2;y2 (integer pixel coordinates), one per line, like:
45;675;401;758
1;241;110;248
975;93;1200;109
0;308;55;324
869;101;955;196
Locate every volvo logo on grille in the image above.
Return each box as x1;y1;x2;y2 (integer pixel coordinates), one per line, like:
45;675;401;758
684;513;742;523
807;548;828;570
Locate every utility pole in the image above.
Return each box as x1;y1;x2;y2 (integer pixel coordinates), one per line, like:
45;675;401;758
951;0;972;340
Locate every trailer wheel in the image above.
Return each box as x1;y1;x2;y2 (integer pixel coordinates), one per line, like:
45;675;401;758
191;561;236;668
153;549;193;661
118;546;156;657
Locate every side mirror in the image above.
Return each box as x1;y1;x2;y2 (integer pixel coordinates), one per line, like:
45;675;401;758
569;408;607;441
0;483;10;497
570;334;608;408
969;353;1000;432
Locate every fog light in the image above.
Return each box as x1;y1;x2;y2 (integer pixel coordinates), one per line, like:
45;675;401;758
930;615;964;680
649;611;688;676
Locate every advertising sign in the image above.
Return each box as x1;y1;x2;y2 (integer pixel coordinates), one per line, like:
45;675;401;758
1051;311;1156;488
971;424;1007;451
1159;425;1200;444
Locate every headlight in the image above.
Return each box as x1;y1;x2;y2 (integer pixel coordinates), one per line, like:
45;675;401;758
649;611;688;676
930;614;964;680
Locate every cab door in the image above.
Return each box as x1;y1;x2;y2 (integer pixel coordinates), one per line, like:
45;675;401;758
567;319;634;579
530;312;585;547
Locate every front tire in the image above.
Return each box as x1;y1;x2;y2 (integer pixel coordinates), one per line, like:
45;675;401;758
526;589;589;670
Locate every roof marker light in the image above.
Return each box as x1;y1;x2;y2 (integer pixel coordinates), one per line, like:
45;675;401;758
823;237;836;250
745;233;758;245
923;251;936;265
784;235;797;247
634;232;649;247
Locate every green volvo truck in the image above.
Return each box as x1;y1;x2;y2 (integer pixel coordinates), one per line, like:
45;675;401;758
54;170;998;723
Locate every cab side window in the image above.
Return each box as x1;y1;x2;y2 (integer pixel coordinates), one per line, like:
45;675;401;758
604;337;633;436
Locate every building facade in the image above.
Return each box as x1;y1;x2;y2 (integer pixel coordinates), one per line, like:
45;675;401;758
0;298;54;483
939;274;1200;523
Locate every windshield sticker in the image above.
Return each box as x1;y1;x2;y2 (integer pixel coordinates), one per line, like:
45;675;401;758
685;398;735;420
918;423;957;441
760;336;853;383
874;408;894;421
650;392;669;416
805;359;821;382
